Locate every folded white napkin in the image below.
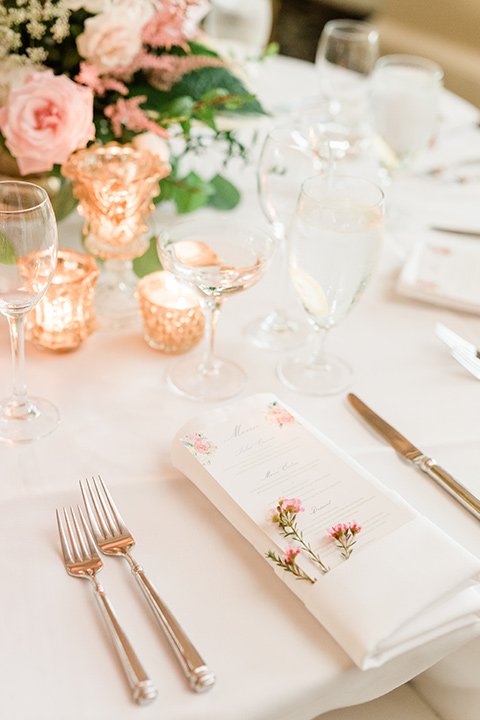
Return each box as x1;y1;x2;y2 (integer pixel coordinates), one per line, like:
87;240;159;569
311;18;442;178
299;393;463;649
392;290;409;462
171;393;480;670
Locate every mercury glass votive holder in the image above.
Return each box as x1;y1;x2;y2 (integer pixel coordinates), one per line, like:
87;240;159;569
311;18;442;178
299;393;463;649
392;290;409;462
136;271;205;354
27;249;100;352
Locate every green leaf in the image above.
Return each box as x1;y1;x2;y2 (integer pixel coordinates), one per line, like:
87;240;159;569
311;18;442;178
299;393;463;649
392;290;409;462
173;172;214;214
207;175;241;210
132;236;163;278
0;232;17;265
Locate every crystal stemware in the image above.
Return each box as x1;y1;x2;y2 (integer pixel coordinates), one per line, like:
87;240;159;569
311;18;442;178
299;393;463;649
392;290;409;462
370;54;444;182
157;217;274;401
315;18;379;156
0;181;59;442
278;174;384;396
245;121;331;351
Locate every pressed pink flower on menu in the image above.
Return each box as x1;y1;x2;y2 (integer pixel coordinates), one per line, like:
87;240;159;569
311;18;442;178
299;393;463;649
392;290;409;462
0;70;95;175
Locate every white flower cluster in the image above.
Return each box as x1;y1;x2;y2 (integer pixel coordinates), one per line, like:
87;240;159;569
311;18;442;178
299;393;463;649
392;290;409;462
0;0;71;61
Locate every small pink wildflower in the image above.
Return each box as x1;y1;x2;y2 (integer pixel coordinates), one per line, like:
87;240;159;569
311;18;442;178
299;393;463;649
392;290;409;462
284;546;300;564
327;522;362;559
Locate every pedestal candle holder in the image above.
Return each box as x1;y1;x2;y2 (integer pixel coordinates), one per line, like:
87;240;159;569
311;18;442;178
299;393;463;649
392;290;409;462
62;142;170;328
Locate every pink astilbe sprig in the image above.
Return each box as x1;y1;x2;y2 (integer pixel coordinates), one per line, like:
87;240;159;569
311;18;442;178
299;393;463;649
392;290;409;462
142;2;195;50
266;546;316;584
327;523;362;559
267;497;329;574
76;63;129;97
104;96;170;138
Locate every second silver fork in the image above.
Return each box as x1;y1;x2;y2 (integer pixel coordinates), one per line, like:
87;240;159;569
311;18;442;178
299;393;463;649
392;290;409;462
80;475;215;693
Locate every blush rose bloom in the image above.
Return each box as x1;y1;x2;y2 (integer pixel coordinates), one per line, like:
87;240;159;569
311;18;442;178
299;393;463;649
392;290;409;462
0;70;95;175
76;9;145;74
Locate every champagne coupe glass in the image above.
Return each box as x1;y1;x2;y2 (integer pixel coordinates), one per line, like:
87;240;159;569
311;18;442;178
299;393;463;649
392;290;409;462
370;55;444;183
0;181;59;442
157;218;274;401
278;175;384;396
245;121;331;351
315;19;379;156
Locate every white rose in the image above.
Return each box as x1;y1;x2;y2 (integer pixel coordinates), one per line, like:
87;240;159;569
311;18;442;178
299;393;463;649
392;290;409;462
112;0;156;26
132;133;170;164
76;9;144;74
63;0;113;11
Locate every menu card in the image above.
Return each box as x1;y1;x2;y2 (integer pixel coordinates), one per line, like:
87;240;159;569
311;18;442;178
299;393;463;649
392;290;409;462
397;230;480;313
172;394;480;670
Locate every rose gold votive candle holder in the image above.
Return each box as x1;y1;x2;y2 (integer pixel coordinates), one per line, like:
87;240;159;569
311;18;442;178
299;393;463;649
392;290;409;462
28;249;100;352
136;271;204;353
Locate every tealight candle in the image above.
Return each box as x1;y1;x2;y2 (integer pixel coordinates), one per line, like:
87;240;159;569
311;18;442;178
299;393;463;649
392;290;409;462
27;249;100;352
136;271;204;353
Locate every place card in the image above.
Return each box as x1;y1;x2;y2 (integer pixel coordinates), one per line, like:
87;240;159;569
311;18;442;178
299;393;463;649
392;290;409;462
172;394;480;671
397;230;480;313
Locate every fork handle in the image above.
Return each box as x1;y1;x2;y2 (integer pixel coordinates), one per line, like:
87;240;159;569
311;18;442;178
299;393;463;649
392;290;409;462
131;563;215;693
93;583;158;705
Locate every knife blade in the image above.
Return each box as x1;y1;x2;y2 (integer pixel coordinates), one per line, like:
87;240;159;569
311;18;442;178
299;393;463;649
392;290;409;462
347;393;480;521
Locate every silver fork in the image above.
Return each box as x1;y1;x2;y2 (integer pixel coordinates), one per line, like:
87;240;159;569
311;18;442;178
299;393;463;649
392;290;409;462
435;322;480;358
80;475;215;693
56;506;158;705
450;346;480;380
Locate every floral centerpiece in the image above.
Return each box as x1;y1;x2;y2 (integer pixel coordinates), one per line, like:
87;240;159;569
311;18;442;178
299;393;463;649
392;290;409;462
0;0;266;223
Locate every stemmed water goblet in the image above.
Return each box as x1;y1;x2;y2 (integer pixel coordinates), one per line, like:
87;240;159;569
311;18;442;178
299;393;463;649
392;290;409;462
157;217;274;401
0;181;59;442
370;54;444;183
277;174;384;396
315;19;379;156
245;121;331;351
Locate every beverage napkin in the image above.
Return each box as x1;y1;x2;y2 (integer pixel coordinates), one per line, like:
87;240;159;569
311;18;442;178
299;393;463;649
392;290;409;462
171;393;480;670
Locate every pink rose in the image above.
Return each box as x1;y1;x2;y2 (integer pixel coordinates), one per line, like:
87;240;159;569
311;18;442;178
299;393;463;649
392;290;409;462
0;70;95;175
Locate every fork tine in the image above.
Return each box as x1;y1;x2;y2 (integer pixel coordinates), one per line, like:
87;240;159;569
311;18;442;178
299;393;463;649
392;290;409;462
77;505;100;560
80;478;105;543
63;506;83;563
95;474;129;534
451;347;480;379
56;508;74;565
71;506;92;561
435;322;477;354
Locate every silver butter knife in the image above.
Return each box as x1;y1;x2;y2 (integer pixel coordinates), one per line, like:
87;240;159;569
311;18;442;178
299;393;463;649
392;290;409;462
347;393;480;521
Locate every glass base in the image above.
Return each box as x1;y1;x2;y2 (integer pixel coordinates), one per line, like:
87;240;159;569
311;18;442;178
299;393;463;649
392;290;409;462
0;396;59;443
245;311;308;352
168;354;246;402
277;353;352;396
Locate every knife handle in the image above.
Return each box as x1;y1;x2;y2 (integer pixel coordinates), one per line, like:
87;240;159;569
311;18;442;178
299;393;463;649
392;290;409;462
416;456;480;520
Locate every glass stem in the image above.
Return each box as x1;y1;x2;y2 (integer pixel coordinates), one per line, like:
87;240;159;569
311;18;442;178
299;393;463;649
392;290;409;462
200;298;222;375
307;324;330;370
268;227;290;323
7;315;30;417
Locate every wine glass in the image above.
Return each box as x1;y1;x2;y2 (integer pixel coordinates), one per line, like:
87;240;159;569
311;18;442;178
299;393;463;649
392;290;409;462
203;0;273;61
277;174;384;396
245;121;331;351
0;181;59;443
370;55;444;181
157;217;274;401
315;19;379;156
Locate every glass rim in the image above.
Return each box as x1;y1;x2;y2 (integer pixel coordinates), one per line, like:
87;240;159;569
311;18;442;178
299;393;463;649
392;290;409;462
157;217;274;244
300;174;385;210
0;180;50;214
375;54;444;79
322;18;379;41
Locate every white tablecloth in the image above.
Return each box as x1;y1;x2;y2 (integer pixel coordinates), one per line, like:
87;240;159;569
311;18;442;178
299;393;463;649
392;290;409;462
2;56;480;720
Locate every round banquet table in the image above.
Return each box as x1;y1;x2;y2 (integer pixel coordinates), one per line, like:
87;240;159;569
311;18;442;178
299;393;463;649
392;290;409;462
2;55;480;720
